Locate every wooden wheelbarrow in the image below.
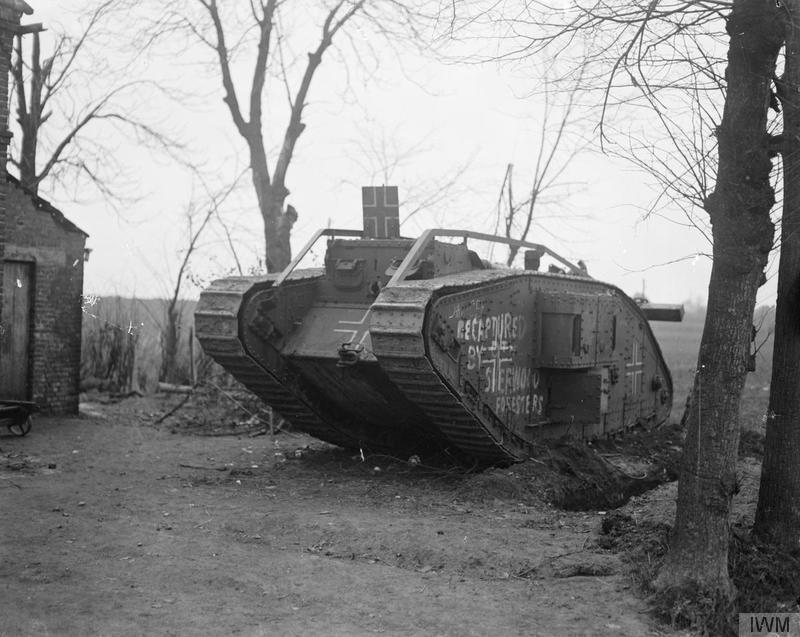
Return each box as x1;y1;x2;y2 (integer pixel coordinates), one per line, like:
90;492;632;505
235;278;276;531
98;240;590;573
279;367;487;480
0;400;37;436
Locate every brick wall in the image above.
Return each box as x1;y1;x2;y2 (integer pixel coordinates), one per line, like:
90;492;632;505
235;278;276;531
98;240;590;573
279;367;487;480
0;3;86;415
5;180;86;414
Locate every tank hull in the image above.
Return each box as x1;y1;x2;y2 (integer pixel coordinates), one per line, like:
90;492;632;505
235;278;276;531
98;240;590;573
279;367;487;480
196;266;673;465
372;270;672;461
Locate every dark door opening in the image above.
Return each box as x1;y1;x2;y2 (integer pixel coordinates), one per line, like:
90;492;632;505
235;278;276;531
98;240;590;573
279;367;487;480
0;261;34;399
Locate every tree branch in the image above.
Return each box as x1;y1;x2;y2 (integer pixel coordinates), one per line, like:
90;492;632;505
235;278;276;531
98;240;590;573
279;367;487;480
200;0;249;137
272;0;365;188
248;0;277;133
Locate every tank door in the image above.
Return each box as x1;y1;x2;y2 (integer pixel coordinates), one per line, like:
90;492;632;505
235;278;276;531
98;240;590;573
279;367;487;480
538;292;597;368
595;295;617;363
546;367;608;437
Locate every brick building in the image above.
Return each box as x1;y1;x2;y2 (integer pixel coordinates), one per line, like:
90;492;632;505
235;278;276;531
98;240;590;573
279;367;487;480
0;0;87;414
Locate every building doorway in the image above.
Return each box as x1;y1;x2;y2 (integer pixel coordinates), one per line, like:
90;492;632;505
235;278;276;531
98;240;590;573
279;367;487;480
0;261;34;399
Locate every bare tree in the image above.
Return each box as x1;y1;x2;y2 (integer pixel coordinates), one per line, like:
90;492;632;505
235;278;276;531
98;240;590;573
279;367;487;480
445;0;787;604
653;1;782;599
160;176;242;384
493;79;584;265
344;114;473;231
10;0;178;197
754;3;800;550
145;0;428;272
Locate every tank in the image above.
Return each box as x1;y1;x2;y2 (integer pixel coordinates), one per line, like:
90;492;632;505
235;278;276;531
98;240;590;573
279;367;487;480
195;186;683;465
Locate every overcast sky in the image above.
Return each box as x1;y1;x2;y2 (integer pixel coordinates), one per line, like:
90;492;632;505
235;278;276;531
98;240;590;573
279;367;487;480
25;1;774;308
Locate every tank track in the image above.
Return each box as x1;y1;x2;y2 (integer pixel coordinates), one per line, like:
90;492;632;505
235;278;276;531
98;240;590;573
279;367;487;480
370;276;530;464
194;275;353;448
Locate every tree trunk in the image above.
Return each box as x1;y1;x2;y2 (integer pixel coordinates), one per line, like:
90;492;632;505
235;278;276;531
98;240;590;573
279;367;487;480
248;141;295;273
654;0;783;598
19;118;37;192
160;303;180;384
507;245;520;267
15;32;41;193
656;266;765;597
754;9;800;550
262;189;295;273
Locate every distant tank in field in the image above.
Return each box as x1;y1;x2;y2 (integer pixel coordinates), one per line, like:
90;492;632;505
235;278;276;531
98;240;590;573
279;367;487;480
195;187;683;465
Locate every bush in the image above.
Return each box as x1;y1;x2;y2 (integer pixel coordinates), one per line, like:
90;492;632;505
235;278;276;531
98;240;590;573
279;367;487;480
81;295;240;394
81;296;139;393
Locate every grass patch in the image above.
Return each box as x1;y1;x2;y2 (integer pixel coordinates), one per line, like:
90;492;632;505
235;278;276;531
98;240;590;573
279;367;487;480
738;429;765;459
599;512;800;636
731;528;800;617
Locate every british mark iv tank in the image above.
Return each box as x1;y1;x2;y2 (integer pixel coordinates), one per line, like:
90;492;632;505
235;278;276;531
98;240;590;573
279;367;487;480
195;187;683;465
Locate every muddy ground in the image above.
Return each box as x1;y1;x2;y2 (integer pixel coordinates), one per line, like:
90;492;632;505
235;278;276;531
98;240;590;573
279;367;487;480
0;394;723;636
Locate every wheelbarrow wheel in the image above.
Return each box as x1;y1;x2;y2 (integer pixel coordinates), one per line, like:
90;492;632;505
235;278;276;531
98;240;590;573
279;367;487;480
9;415;32;437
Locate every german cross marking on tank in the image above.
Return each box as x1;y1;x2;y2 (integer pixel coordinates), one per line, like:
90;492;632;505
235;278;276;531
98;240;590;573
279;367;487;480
334;309;372;345
362;186;399;238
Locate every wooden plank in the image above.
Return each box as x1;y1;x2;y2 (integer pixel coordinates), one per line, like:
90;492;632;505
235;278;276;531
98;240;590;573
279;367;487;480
0;261;33;399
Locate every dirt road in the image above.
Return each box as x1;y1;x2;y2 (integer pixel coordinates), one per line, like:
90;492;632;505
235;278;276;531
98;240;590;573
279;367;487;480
1;403;676;636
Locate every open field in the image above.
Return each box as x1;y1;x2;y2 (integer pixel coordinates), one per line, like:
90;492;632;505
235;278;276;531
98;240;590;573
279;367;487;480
650;305;774;431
